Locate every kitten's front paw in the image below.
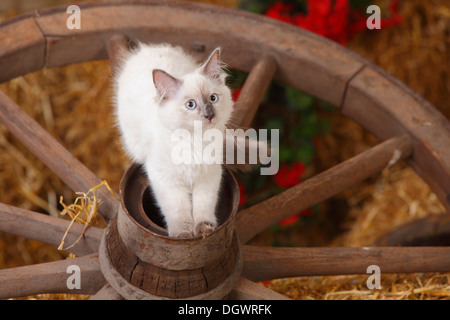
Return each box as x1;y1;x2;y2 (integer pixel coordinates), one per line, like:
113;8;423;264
194;221;216;238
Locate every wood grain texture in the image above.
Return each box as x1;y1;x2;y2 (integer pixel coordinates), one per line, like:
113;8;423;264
27;1;364;107
98;217;243;300
117;163;239;270
242;245;450;282
0;90;119;222
228;277;289;300
0;254;103;299
343;66;450;212
99;164;242;299
89;284;124;300
376;214;450;246
0;202;103;256
109;216;239;299
236;134;413;243
0;17;45;83
233;55;277;128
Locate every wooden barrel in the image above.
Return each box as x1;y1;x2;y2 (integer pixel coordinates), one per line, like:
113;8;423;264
99;163;242;299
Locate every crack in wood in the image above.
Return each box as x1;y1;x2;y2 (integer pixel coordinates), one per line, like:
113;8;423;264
339;64;366;109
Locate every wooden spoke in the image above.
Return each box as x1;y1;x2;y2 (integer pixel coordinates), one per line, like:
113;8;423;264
376;213;450;246
228;277;289;300
233;56;277;128
0;90;119;222
0;16;46;83
342;66;450;212
0;203;103;256
236;134;413;243
242;245;450;282
90;284;124;300
0;254;103;299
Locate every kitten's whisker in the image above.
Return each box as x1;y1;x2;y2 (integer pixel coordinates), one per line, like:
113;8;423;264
226;114;253;130
226;121;251;130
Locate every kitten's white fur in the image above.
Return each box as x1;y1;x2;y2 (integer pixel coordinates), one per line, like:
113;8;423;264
115;43;233;238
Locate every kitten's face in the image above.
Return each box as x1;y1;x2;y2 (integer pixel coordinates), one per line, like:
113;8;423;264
159;73;232;132
153;48;233;133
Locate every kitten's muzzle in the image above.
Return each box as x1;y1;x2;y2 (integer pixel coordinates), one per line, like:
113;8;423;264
202;104;215;122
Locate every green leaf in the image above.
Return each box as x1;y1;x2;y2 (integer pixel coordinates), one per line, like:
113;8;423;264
300;125;319;138
290;124;314;139
319;118;331;134
285;87;314;111
279;148;295;162
238;0;274;13
317;99;337;111
302;111;318;125
295;142;315;165
265;117;285;136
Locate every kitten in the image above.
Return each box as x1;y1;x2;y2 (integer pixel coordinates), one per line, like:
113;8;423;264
115;43;233;238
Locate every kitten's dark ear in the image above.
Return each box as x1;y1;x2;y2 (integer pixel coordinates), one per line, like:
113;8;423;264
201;48;222;81
152;69;181;100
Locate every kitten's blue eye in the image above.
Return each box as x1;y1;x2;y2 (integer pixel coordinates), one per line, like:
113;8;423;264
209;93;219;104
185;99;197;110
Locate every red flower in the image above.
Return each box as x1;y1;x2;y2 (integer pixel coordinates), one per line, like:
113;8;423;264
274;162;306;189
265;2;294;24
278;213;300;227
261;280;272;286
348;10;367;36
238;182;248;207
299;0;351;44
279;208;314;227
232;87;242;102
381;15;403;28
265;0;351;44
389;0;400;13
265;0;402;46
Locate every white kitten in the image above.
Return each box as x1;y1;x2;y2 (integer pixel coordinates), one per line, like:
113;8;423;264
115;43;233;238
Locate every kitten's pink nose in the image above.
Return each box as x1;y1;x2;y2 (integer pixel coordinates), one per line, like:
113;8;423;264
203;106;215;122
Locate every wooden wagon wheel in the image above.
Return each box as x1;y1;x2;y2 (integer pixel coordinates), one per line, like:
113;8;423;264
1;1;450;300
